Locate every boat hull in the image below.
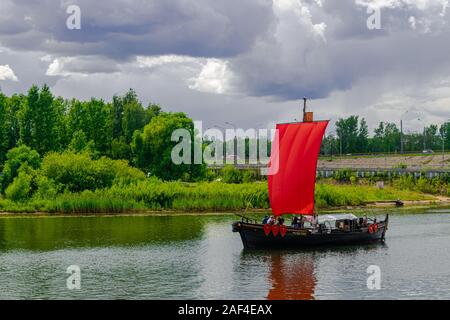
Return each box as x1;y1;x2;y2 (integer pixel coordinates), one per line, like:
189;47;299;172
232;219;388;250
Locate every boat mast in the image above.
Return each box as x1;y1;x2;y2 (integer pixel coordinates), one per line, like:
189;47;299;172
303;97;307;122
303;97;318;223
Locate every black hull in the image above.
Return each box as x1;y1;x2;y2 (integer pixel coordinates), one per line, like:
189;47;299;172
232;217;388;250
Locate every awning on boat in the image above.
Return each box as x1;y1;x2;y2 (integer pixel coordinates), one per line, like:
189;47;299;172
318;214;358;223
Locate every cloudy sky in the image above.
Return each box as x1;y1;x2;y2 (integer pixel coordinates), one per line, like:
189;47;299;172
1;0;450;134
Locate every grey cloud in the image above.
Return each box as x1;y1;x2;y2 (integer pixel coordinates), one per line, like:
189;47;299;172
0;0;275;59
227;0;450;100
1;0;450;132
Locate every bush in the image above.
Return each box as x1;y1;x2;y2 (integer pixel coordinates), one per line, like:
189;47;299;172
333;168;356;183
221;165;243;184
40;151;146;193
242;170;259;183
0;145;41;192
5;172;32;202
396;162;408;169
393;175;415;190
34;176;59;199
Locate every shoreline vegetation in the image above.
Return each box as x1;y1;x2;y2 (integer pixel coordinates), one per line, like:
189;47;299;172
1;155;449;215
0;143;449;216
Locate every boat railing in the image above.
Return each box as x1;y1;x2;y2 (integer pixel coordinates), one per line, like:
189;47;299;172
239;215;259;225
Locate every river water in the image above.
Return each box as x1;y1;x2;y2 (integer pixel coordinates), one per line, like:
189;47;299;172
0;208;450;300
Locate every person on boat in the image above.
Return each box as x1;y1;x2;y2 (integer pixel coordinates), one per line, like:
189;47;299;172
262;215;269;224
292;216;300;227
278;217;285;225
267;216;276;225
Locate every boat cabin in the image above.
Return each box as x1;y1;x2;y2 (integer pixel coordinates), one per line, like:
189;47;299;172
318;214;363;232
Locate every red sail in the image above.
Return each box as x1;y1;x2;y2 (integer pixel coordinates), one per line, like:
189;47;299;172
268;121;328;216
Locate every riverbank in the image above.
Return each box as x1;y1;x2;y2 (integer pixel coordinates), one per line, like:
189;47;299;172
0;180;448;215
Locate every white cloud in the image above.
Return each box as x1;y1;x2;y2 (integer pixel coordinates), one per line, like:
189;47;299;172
45;56;120;77
409;16;417;29
136;54;234;95
46;57;75;76
188;59;233;94
273;0;327;42
0;64;18;81
136;55;199;68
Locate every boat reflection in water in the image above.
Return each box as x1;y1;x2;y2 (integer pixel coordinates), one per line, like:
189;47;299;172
249;244;386;300
267;253;316;300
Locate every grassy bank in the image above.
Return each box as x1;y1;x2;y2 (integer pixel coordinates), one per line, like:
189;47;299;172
0;180;439;214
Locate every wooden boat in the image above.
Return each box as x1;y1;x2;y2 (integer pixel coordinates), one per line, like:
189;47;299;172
232;100;389;249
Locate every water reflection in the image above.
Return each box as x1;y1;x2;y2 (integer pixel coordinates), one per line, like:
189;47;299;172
267;253;316;300
237;244;386;300
0;215;206;251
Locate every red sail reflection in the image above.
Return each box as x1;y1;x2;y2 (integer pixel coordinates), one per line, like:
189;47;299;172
267;254;316;300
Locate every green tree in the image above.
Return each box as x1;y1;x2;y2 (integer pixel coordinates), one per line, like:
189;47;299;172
111;95;124;140
425;125;439;150
131;130;146;169
383;122;400;153
0;145;41;192
122;93;147;144
138;112;205;180
336;116;359;154
7;94;24;150
68;130;92;153
111;137;131;160
35;84;57;154
357;118;369;153
19;85;38;147
440;122;450;149
0;93;8;163
52;97;70;150
18;85;58;155
67;98;111;155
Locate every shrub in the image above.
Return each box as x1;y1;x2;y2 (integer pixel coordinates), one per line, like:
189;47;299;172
5;172;32;202
40;151;145;193
34;176;59;199
333;168;356;183
393;175;416;190
0;145;41;192
396;162;408;169
243;170;259;183
221;165;243;184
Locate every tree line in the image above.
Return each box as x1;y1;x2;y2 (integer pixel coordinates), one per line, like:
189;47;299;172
322;115;450;155
0;85;204;183
1;85;449;184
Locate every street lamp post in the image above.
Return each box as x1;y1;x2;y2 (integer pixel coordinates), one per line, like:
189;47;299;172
209;125;227;164
400;110;410;154
442;131;445;168
225;122;238;165
442;120;449;168
401;119;404;154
